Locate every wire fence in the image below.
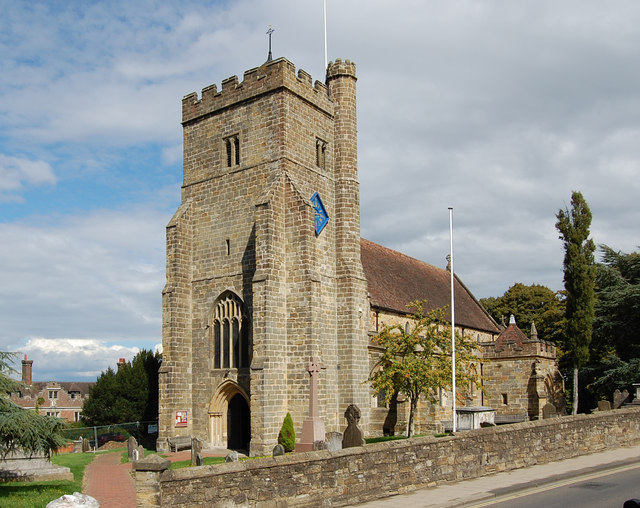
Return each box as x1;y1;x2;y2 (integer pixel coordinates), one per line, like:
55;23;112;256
63;420;158;451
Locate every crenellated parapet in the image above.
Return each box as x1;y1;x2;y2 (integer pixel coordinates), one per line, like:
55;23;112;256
481;338;557;360
326;58;356;81
182;57;331;124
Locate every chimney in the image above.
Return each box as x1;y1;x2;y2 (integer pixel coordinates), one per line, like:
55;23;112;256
22;354;33;386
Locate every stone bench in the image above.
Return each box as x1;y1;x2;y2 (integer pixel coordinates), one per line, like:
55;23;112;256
167;436;192;452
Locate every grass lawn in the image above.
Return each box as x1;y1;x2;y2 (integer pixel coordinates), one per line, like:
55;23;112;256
0;452;95;508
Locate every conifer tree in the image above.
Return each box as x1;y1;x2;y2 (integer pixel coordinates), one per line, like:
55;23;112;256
278;412;295;452
556;191;596;415
0;352;67;458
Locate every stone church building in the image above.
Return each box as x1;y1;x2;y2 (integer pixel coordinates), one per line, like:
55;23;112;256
158;57;563;455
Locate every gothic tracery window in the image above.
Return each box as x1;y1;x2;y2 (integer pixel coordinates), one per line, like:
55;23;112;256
212;292;249;369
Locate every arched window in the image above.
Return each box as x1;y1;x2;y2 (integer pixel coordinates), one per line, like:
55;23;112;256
212;293;249;369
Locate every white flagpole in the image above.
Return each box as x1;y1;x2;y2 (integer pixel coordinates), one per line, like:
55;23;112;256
323;0;328;70
449;207;457;433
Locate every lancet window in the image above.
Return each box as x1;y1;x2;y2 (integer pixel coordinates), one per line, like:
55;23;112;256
212;292;249;369
225;135;240;168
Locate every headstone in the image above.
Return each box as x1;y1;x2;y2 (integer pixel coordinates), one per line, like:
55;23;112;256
597;400;612;412
190;437;202;466
72;439;83;453
45;492;100;508
225;451;239;462
135;445;145;461
82;438;90;453
542;402;556;419
295;357;326;452
313;439;327;451
614;389;630;409
342;404;365;448
325;432;343;451
195;452;203;466
132;448;139;462
0;451;73;482
127;436;138;460
272;444;285;457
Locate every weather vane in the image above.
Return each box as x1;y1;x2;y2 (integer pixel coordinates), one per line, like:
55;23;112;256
266;25;274;62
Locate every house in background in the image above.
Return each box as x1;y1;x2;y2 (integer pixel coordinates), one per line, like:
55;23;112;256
10;355;93;423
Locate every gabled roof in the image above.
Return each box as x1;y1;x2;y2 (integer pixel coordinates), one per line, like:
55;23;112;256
360;238;500;334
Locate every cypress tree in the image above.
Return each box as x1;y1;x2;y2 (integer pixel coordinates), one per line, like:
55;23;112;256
556;191;596;415
278;413;295;452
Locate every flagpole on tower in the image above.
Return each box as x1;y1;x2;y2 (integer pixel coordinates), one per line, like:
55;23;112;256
449;207;457;433
323;0;328;70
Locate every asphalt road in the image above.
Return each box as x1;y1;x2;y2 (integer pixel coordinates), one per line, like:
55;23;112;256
470;464;640;508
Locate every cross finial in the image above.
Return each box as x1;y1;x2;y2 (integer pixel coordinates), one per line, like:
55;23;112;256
266;25;274;63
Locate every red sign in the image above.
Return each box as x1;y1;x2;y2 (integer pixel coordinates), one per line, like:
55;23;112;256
175;410;188;427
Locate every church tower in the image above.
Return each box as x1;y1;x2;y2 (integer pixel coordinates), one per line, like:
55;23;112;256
159;58;370;456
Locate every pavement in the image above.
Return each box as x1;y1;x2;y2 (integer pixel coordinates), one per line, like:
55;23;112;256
80;444;640;507
82;447;235;508
351;444;640;507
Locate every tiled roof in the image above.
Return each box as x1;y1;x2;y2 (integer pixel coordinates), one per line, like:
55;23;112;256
361;238;500;334
18;381;93;399
495;320;528;349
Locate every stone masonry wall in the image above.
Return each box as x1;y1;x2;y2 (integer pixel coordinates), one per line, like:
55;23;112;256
143;407;640;507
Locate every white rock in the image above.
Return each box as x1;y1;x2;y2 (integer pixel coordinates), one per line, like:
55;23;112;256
46;492;100;507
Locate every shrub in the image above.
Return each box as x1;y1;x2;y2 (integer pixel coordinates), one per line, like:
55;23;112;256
278;413;295;452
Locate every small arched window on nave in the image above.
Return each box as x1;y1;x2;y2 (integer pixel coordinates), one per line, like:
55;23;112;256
212;292;249;369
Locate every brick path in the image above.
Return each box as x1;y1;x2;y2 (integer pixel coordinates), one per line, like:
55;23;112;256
83;451;135;508
83;448;235;507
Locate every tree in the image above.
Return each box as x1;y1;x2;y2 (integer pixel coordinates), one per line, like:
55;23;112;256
82;349;161;426
278;413;295;452
369;301;481;437
593;245;640;361
556;191;596;415
480;283;564;343
0;352;67;458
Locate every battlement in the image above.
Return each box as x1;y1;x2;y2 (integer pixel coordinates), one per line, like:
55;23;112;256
182;58;332;124
482;338;557;360
326;58;357;80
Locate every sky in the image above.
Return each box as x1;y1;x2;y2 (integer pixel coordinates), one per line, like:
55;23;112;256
1;0;639;382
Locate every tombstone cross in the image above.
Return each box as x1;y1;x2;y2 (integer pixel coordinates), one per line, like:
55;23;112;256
307;357;321;419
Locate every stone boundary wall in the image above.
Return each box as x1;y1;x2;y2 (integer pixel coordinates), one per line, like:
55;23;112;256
136;406;640;507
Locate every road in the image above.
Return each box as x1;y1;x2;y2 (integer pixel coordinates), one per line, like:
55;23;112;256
469;464;640;508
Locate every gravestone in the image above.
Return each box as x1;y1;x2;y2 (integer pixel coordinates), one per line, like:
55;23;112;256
342;404;365;448
295;357;326;452
597;400;612;412
225;451;239;462
542;402;556;419
82;438;90;453
190;437;202;466
72;439;83;453
135;445;145;461
325;432;343;452
0;451;73;482
194;452;203;466
272;444;285;457
614;389;630;409
127;436;138;460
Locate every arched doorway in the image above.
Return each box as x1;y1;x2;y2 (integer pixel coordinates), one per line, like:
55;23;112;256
227;394;250;451
208;381;250;449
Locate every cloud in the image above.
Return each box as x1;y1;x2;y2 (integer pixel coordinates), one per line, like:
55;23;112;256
13;338;142;382
0;206;167;353
0;154;56;199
